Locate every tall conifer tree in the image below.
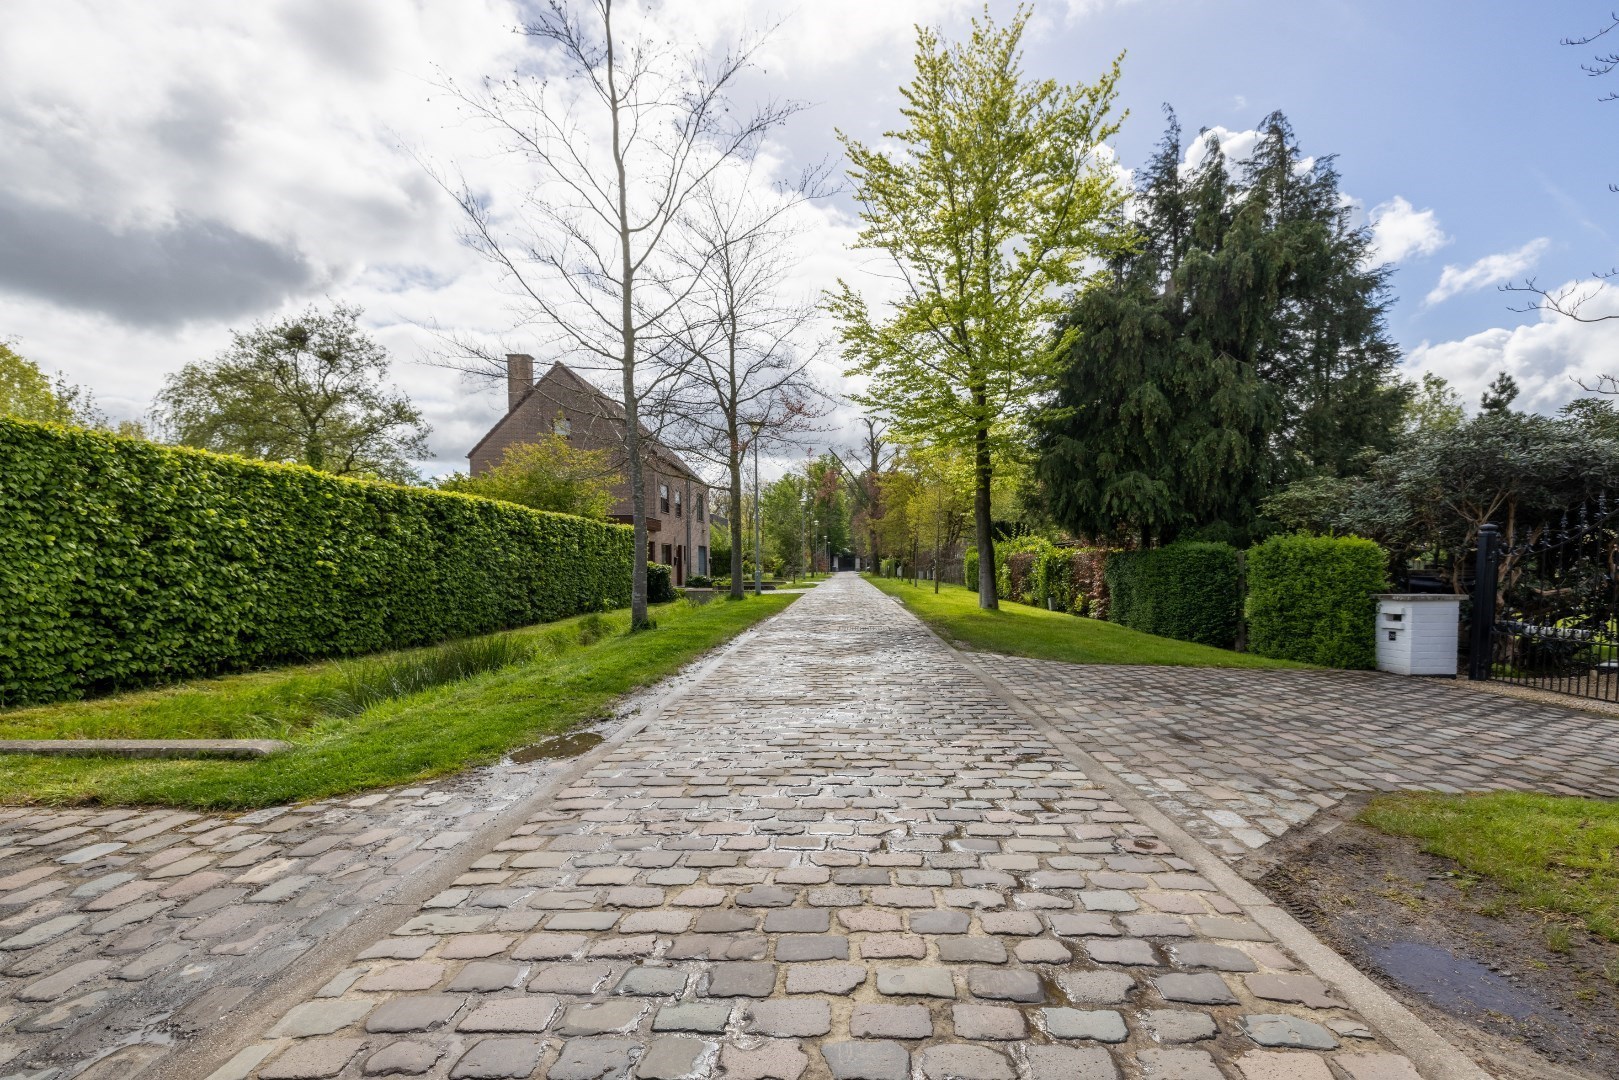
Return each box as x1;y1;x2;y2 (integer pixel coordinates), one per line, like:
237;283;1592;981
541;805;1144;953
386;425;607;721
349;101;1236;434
1033;110;1406;544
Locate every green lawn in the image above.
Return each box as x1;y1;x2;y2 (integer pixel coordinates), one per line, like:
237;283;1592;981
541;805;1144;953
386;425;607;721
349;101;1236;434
0;594;795;809
866;574;1307;669
1363;791;1619;943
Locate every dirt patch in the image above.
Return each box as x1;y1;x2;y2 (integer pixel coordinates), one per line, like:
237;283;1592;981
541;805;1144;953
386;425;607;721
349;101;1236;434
1256;813;1619;1080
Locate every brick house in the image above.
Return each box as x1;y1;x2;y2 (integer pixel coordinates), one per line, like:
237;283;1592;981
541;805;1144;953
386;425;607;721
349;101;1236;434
468;355;711;585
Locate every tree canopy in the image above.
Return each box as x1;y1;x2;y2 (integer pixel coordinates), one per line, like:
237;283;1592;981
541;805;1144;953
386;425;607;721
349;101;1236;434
830;4;1130;606
439;435;619;519
1032;111;1407;545
154;303;429;483
1;341;113;429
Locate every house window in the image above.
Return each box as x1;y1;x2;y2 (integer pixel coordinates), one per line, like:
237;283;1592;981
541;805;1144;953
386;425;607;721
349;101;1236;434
553;414;570;437
661;544;673;566
698;546;708;576
697;493;704;521
673;490;682;518
659;484;670;513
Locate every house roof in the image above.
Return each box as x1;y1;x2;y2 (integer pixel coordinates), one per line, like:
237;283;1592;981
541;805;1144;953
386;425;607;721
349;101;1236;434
467;360;707;486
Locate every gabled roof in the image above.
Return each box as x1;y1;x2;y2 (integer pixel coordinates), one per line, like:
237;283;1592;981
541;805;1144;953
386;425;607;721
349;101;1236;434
467;360;706;486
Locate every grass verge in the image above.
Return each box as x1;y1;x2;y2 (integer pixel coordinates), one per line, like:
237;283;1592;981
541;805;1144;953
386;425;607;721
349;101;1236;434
0;595;795;809
1363;791;1619;943
866;575;1307;669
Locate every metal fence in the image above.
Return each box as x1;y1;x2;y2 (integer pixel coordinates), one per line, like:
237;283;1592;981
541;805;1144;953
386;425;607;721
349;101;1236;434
1469;501;1619;703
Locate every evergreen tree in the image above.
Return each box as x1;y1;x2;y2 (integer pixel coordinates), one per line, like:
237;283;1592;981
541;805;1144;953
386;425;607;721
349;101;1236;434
1033;110;1406;543
1480;370;1521;413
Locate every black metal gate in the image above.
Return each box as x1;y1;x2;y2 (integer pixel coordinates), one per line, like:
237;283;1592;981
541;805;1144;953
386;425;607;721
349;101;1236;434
1468;501;1619;702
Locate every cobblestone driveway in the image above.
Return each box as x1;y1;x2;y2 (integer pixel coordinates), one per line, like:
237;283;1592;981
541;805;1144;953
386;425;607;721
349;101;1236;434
979;656;1619;860
176;576;1435;1080
0;731;611;1080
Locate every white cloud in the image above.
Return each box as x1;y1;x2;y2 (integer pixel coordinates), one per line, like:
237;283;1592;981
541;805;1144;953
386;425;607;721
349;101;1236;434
1406;280;1619;415
0;0;940;479
1425;238;1550;305
1367;196;1448;264
1182;125;1262;172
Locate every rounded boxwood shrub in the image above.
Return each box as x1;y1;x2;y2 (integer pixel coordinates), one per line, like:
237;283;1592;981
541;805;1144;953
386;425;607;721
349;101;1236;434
1246;533;1387;668
1104;541;1242;647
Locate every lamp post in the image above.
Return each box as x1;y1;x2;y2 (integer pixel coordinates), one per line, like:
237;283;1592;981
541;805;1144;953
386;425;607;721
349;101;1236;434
748;420;763;598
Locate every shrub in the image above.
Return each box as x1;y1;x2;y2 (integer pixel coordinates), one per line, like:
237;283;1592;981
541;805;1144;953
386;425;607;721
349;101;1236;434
1070;548;1111;618
646;563;676;604
1105;542;1242;647
686;574;713;589
1247;533;1387;668
0;417;633;706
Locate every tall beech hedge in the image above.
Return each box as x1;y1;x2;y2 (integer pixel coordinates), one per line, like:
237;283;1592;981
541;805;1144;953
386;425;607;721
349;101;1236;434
1105;541;1242;647
1247;533;1387;668
0;417;633;705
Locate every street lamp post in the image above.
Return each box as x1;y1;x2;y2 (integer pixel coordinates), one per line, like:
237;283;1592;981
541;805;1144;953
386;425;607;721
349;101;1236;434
749;420;763;598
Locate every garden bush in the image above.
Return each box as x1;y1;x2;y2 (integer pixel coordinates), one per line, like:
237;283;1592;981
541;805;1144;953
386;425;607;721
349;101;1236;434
1247;533;1387;668
646;562;675;604
685;574;713;589
0;417;633;705
1105;542;1242;647
1070;548;1111;618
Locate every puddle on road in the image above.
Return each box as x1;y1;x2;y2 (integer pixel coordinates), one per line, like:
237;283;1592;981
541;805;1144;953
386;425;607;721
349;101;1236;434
1369;940;1543;1020
507;730;605;764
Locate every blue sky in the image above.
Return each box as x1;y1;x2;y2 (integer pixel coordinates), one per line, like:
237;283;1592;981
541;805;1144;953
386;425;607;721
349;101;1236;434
0;0;1613;474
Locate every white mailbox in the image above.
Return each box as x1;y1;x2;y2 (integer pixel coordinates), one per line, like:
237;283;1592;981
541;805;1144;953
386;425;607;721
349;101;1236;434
1374;593;1462;676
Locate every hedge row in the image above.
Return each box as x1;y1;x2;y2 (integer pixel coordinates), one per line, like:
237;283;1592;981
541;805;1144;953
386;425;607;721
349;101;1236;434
0;417;634;705
1247;533;1387;668
1105;542;1243;647
965;539;1111;616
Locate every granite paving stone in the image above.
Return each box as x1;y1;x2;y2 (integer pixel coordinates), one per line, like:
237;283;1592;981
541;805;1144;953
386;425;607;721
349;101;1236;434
19;575;1514;1080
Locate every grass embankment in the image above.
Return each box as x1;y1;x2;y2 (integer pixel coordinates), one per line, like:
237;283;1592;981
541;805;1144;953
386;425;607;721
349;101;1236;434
0;595;795;809
1364;791;1619;944
866;575;1307;669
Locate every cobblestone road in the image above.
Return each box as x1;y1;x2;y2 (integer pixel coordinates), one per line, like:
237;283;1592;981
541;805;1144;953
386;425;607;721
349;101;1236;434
178;576;1435;1080
0;732;612;1080
980;656;1619;861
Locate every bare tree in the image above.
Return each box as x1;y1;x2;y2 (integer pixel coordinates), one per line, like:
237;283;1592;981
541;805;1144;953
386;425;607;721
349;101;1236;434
1504;12;1619;322
664;171;835;597
430;0;797;626
851;415;896;571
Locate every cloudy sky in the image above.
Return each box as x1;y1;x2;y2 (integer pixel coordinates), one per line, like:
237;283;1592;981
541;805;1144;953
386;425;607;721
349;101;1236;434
2;0;1615;478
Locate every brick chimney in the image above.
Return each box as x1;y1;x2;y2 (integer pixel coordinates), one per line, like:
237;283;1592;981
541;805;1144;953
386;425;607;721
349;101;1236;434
505;353;534;413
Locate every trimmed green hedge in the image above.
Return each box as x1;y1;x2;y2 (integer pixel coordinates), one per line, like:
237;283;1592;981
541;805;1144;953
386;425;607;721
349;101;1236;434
0;417;633;705
647;563;675;604
1105;542;1242;647
1247;533;1387;668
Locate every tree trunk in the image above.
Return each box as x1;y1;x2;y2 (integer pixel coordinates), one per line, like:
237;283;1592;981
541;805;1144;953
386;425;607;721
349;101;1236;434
606;2;648;629
728;452;745;599
973;418;997;610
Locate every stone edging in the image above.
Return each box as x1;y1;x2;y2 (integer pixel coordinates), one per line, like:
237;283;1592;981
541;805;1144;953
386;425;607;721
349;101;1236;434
0;739;290;758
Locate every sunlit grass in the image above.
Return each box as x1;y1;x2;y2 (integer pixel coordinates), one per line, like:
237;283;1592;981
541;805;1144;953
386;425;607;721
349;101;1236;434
866;574;1307;669
1363;791;1619;943
0;594;795;809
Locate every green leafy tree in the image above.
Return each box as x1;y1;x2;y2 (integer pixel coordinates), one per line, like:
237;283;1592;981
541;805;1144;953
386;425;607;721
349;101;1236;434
154;303;429;483
829;5;1129;608
1405;372;1465;433
1033;111;1406;544
0;341;121;429
439;434;619;518
1264;404;1619;586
